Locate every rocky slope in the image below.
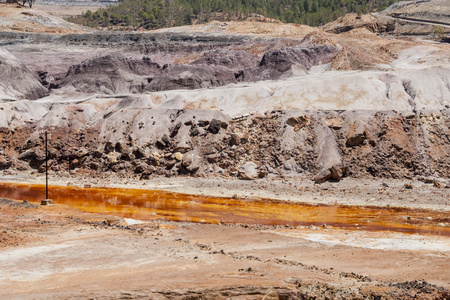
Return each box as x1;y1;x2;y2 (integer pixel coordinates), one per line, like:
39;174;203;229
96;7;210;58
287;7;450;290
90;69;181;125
0;6;450;299
0;48;47;100
0;5;449;184
384;0;450;26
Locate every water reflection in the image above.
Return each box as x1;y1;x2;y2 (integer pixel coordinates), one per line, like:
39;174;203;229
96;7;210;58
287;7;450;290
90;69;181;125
0;182;448;236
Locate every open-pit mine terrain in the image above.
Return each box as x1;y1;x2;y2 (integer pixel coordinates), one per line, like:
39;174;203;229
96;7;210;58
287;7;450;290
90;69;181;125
0;0;449;299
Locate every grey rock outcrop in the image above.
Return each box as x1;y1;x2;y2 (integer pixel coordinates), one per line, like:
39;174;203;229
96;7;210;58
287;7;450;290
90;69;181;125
314;121;346;183
59;54;161;94
0;48;47;100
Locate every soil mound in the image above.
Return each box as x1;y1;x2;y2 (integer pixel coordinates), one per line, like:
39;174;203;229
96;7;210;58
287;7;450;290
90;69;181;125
58;54;162;94
321;13;395;34
384;0;450;25
56;41;342;94
0;198;39;208
0;3;90;34
0;48;47;100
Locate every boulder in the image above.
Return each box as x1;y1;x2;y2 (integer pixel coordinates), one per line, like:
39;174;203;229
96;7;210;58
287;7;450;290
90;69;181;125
37;160;53;173
283;158;302;173
104;142;114;153
170;122;181;138
106;152;119;164
207;154;220;163
135;163;148;174
186;162;200;174
207;119;222;134
330;164;348;180
156;134;170;148
182;153;194;167
173;152;183;161
315;121;341;171
286;116;310;131
326;117;345;130
18;149;45;162
89;162;99;171
314;164;347;183
204;146;216;155
0;156;10;169
346;122;366;147
404;183;413;189
180;152;199;174
148;152;160;166
238;162;258;180
115;142;126;153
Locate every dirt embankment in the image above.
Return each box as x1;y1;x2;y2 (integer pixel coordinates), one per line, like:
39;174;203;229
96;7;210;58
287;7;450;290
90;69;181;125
322;0;450;36
0;25;449;184
0;3;91;34
1;108;450;185
383;0;450;26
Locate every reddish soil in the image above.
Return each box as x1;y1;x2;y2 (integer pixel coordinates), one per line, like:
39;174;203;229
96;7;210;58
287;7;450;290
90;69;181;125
0;191;449;299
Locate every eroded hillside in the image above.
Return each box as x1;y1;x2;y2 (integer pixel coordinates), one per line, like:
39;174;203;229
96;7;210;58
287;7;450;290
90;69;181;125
0;3;449;184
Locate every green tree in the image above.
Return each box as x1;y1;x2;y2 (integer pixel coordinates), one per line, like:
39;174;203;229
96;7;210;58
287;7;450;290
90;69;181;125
433;26;445;40
68;0;402;30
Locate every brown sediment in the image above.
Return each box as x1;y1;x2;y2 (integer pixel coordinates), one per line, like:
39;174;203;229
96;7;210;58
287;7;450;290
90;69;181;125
1;182;448;236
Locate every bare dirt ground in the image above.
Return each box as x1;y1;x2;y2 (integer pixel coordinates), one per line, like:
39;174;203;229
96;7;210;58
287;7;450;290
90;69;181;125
0;175;449;299
0;194;449;299
0;3;90;34
34;4;101;18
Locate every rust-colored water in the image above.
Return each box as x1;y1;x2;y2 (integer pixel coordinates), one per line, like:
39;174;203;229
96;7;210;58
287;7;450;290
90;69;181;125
0;182;448;236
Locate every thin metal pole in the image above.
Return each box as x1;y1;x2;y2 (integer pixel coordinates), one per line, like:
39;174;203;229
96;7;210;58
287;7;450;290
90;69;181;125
45;131;48;200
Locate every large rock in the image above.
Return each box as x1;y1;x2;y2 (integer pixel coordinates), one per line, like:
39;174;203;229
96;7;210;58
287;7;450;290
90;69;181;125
346;121;367;147
238;162;258;180
283;158;302;174
207;119;222;134
314;121;346;183
0;156;10;169
314;164;347;183
286;116;310;131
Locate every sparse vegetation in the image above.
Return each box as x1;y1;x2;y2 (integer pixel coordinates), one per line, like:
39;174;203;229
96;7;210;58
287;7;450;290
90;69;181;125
67;0;398;30
433;26;445;40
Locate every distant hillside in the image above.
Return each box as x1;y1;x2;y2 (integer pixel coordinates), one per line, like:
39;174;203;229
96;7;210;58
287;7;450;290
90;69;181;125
68;0;397;30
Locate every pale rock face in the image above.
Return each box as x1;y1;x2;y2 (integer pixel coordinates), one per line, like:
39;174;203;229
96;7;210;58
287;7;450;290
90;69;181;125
239;162;258;180
315;121;341;172
0;48;47;101
0;101;48;129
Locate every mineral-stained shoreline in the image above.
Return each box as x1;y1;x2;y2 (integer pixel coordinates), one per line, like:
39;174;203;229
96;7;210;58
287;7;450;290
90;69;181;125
0;190;449;299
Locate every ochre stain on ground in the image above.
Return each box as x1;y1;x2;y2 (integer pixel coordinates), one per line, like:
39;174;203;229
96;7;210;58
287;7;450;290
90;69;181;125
0;182;448;236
